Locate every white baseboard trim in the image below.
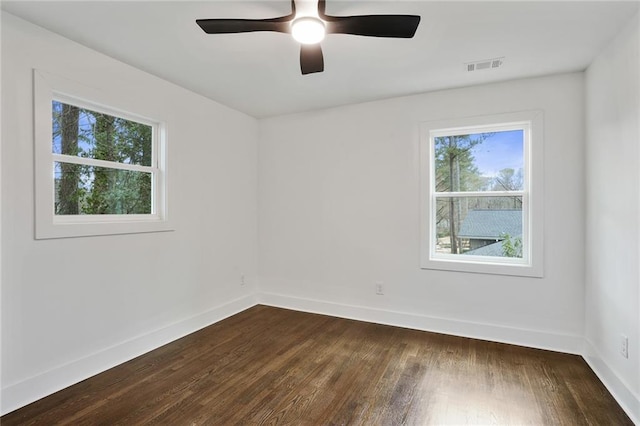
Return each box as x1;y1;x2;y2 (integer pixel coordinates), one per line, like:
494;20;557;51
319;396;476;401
257;292;584;355
583;340;640;425
1;294;257;416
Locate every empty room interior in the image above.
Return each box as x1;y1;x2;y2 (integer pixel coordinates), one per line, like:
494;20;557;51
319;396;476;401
1;0;639;424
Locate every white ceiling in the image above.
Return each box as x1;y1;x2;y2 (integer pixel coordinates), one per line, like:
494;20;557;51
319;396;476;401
2;1;638;118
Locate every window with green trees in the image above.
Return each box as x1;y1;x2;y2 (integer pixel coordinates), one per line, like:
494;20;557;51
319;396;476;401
52;100;155;216
34;70;169;239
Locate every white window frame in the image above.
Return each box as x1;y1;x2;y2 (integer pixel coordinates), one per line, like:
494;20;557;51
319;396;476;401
419;111;543;277
34;69;172;239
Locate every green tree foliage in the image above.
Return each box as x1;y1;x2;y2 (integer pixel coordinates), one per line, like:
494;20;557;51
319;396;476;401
501;233;523;258
85;113;115;214
52;101;152;215
434;135;490;193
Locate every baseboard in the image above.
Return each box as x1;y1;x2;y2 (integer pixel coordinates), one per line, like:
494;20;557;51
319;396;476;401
583;340;640;425
257;292;584;355
1;294;257;416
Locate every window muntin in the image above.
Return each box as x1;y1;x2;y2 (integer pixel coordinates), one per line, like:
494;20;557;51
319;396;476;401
420;112;542;277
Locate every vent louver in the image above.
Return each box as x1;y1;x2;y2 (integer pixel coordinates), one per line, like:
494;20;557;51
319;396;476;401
466;57;504;72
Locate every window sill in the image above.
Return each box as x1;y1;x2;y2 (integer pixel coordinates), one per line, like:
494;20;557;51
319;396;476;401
421;256;543;278
36;217;174;239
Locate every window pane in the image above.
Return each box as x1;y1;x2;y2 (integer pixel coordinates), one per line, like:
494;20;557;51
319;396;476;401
54;162;152;215
434;130;524;192
52;100;152;166
435;196;523;258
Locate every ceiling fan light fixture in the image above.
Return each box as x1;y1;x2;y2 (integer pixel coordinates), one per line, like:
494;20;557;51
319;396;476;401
197;0;421;74
291;17;325;44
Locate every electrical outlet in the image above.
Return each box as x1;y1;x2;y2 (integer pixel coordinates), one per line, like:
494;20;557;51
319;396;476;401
375;282;384;295
240;274;246;286
621;335;629;359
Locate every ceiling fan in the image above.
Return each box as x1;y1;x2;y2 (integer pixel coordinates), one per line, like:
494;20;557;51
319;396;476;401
196;0;420;75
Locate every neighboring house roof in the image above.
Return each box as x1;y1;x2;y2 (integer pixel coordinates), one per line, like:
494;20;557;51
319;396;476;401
458;209;522;240
463;240;505;256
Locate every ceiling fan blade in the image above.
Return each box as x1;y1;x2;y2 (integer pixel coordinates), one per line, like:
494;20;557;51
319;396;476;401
197;1;296;34
300;44;324;75
323;15;420;38
196;18;292;34
317;1;420;38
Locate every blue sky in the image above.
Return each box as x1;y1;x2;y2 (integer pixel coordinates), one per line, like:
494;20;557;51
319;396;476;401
470;130;523;177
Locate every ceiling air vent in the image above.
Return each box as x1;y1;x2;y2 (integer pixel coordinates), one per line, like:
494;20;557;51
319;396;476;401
466;57;504;72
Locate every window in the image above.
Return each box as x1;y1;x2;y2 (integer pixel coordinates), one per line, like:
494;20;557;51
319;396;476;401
53;100;154;216
34;70;171;239
420;111;543;277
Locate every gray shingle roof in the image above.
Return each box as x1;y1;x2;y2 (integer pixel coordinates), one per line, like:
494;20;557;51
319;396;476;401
458;209;522;240
463;240;505;256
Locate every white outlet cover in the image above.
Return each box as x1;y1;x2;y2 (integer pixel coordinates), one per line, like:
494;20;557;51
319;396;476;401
621;335;629;358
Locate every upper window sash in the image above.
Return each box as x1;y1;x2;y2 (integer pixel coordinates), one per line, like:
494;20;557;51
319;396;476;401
430;122;530;194
51;93;157;167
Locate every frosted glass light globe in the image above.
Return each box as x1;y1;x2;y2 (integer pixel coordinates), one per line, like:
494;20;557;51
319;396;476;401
291;17;325;44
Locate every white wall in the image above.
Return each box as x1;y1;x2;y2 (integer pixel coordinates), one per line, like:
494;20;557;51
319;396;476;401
258;73;586;353
3;6;637;420
1;13;258;414
585;13;640;423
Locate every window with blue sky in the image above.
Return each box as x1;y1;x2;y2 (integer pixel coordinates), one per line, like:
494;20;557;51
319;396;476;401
420;111;543;277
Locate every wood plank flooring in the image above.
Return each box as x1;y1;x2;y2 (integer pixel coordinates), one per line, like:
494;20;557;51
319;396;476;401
2;305;633;425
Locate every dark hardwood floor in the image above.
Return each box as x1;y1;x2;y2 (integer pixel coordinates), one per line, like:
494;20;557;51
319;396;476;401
2;305;633;425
